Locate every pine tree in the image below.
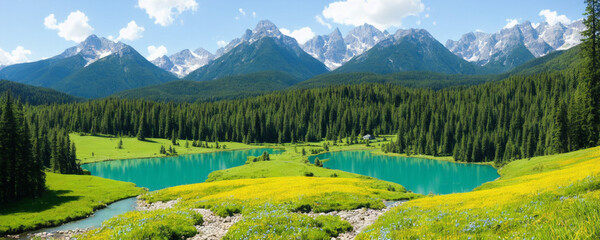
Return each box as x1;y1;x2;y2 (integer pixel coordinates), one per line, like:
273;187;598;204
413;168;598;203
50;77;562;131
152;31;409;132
551;99;569;153
582;0;600;146
137;111;146;141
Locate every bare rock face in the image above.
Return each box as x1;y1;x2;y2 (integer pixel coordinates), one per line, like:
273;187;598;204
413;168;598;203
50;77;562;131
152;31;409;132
302;24;390;70
446;20;584;66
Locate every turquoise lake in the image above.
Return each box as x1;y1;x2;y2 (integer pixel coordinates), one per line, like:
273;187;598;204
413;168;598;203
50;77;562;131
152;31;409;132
309;151;499;195
82;148;283;191
32;148;282;234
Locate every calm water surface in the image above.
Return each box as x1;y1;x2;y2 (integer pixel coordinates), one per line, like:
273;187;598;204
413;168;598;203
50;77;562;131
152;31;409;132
29;148;282;234
83;148;284;191
310;151;499;195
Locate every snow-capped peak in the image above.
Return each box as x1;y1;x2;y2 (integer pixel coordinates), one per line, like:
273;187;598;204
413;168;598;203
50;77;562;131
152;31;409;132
447;19;584;66
55;34;127;66
302;23;390;70
215;20;300;58
151;48;215;78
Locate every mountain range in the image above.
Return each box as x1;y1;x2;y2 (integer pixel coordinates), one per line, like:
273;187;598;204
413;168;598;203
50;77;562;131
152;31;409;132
183;20;328;81
446;20;584;70
0;35;177;98
302;24;390;70
0;18;586;99
151;48;215;78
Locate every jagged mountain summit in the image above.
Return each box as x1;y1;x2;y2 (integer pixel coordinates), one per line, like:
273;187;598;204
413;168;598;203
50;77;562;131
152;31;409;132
185;20;328;81
0;35;176;98
446;20;584;68
334;28;480;75
302;23;390;70
152;48;215;78
54;35;127;66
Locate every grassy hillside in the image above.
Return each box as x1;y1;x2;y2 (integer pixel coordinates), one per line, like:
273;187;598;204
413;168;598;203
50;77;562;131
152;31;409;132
112;71;299;102
508;45;582;76
0;80;81;105
83;176;419;240
358;146;600;239
70;134;261;164
0;173;144;235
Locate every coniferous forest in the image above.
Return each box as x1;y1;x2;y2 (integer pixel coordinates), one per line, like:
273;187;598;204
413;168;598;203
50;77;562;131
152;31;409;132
17;66;592;165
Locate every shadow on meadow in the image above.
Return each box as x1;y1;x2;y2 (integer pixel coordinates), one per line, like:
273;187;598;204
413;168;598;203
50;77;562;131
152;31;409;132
0;190;81;214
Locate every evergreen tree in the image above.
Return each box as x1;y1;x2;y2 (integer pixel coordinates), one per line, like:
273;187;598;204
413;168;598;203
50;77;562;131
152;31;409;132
551;99;569;153
137;111;146;141
582;0;600;146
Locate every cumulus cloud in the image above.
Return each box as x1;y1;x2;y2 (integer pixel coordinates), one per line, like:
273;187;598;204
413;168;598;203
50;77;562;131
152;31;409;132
539;9;572;26
0;46;32;66
116;21;145;41
239;8;246;16
503;18;519;29
44;11;94;43
252;12;256;18
315;15;332;29
138;0;198;26
147;45;168;60
217;40;228;48
322;0;425;30
280;27;316;45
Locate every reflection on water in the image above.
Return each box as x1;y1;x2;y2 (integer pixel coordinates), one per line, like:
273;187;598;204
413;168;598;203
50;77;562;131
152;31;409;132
310;151;499;195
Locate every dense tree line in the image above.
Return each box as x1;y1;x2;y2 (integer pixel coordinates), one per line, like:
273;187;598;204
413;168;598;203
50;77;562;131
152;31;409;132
0;92;83;203
0;93;45;203
22;65;592;164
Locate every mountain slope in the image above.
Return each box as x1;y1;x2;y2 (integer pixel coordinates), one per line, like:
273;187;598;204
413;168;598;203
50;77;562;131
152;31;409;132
185;20;328;81
114;71;300;102
55;46;177;98
151;48;215;77
0;80;81;105
302;24;389;70
447;20;584;68
0;35;177;98
334;29;480;75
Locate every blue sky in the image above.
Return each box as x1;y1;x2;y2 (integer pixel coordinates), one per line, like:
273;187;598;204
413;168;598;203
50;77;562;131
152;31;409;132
0;0;586;65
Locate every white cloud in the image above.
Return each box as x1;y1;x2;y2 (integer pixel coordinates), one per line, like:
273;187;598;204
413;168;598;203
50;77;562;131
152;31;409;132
315;15;332;29
432;21;437;26
116;21;145;41
252;12;256;18
322;0;425;30
239;8;246;16
539;9;572;26
147;45;168;60
217;40;227;48
44;11;94;43
475;29;484;33
0;46;32;66
137;0;198;26
416;20;421;25
424;13;430;18
280;27;316;44
503;18;519;29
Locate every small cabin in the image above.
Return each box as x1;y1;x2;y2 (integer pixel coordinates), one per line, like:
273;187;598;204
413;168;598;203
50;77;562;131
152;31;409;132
363;134;375;140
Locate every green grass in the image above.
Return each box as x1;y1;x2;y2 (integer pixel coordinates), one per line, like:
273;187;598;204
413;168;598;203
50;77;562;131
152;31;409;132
81;208;202;240
224;210;352;240
357;146;600;239
70;133;261;163
0;173;145;235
